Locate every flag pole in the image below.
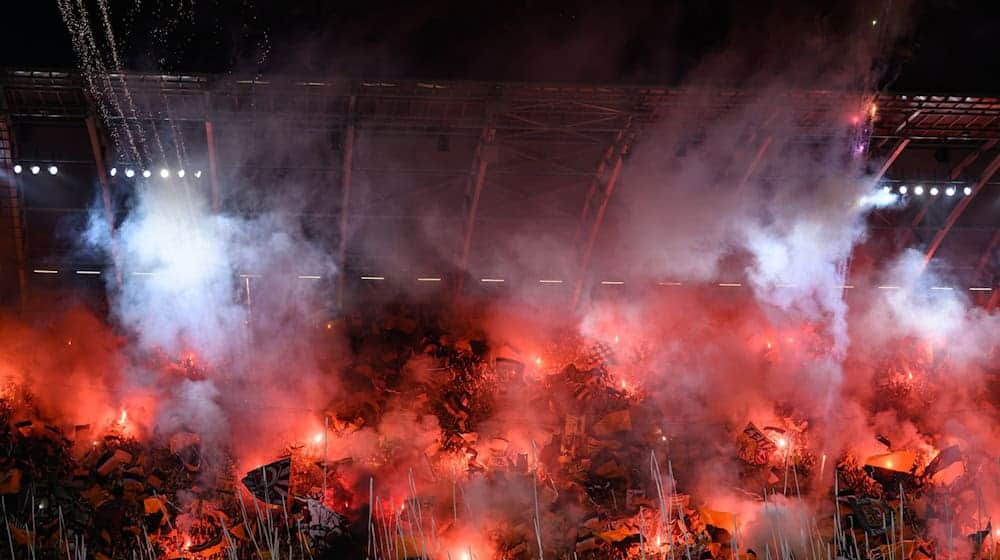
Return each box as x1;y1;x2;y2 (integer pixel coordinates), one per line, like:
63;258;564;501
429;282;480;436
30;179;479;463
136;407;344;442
322;416;329;504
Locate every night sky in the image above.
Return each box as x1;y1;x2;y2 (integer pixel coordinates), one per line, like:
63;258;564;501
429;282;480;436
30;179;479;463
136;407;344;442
1;0;999;91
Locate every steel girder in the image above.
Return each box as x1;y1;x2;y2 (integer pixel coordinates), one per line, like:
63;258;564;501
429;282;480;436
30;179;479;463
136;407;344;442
4;69;1000;300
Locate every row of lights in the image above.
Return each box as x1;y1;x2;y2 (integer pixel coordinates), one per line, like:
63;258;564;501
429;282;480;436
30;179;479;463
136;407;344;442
30;269;995;293
884;184;973;197
12;164;59;175
12;164;205;180
109;167;203;179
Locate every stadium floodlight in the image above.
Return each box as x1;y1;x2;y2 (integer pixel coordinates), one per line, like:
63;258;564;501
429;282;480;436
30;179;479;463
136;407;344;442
142;170;152;178
13;164;22;174
125;168;135;178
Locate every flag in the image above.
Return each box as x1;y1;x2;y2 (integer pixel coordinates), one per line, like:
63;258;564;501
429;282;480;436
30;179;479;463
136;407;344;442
242;457;291;505
924;445;961;478
737;423;776;465
582;342;617;368
303;498;347;539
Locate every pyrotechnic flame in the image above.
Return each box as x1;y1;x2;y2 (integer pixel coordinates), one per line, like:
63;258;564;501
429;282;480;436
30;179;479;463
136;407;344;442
775;437;787;449
119;409;128;425
534;356;542;366
313;432;324;444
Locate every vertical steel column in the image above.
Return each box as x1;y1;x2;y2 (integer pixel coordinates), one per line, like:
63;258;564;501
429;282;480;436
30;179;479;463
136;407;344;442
335;96;357;310
456;124;497;292
85;116;121;287
205;121;221;213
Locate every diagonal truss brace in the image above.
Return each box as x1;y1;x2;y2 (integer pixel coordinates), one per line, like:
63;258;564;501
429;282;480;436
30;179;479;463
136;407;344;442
456;123;498;292
923;149;1000;270
572;117;635;307
901;139;995;248
335;96;357;309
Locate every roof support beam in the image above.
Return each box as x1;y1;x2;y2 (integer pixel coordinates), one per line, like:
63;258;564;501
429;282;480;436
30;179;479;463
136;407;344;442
572;117;634;308
923;149;1000;270
85;115;121;288
974;230;999;283
873;139;910;183
876;110;921;149
335;96;357;310
456;124;497;292
737;136;773;191
987;286;999;312
205;121;221;212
